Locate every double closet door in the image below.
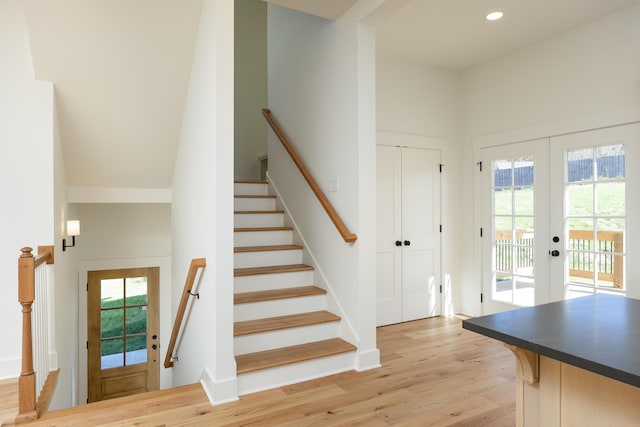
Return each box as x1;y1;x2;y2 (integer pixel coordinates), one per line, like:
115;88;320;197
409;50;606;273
376;145;441;326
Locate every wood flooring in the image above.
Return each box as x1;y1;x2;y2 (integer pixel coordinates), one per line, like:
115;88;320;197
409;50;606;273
1;316;515;426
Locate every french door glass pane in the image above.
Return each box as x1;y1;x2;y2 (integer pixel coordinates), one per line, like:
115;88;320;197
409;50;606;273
565;145;626;296
492;157;535;307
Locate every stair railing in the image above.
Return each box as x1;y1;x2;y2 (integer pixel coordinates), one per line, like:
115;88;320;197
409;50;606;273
164;258;207;368
16;246;59;423
261;108;357;243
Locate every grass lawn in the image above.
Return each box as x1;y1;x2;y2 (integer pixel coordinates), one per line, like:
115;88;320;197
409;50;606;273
494;181;625;231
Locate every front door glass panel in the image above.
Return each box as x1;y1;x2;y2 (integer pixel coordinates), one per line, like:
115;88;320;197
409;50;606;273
100;276;149;369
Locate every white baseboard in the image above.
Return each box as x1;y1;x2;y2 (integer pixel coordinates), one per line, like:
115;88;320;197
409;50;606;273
200;367;239;406
355;348;381;372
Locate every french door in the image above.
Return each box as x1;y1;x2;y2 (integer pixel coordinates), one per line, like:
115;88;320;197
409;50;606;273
480;123;639;314
479;139;549;314
549;124;639;302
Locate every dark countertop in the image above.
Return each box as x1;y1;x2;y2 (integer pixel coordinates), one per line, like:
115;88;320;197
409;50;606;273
462;294;640;388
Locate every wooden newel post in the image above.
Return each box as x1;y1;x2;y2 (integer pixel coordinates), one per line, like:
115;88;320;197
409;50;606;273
18;247;37;418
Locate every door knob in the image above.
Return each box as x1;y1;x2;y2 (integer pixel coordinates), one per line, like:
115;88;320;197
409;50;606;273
550;250;560;257
152;344;158;350
404;240;411;246
395;240;402;246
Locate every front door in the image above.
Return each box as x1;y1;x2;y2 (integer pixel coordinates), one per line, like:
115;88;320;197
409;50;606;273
88;267;159;402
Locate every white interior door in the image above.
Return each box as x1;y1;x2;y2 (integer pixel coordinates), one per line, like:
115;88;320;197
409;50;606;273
479;139;550;315
401;147;441;321
549;123;640;301
376;145;441;325
376;145;402;326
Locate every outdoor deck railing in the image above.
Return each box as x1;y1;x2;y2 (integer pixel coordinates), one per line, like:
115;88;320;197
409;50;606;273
495;229;624;288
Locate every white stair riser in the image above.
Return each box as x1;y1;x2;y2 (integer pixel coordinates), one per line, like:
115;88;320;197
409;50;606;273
234;213;283;228
237;352;355;396
234;230;292;246
234;295;326;322
234;198;275;211
234;249;302;268
234;322;339;355
234;270;314;293
234;183;268;195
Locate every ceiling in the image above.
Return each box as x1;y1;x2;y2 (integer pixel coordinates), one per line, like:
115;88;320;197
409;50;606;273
19;0;638;192
24;0;203;189
375;0;639;71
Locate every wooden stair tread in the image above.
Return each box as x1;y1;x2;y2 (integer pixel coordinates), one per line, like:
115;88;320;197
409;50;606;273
234;310;340;336
234;226;293;232
234;244;303;253
234;210;284;214
235;180;267;184
236;338;356;374
234;264;313;277
234;286;326;304
234;195;275;199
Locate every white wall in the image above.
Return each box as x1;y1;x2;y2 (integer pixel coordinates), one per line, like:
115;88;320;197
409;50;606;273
267;5;379;369
74;203;172;404
49;104;80;410
459;4;640;315
172;0;236;404
376;57;463;314
235;0;268;180
0;0;55;379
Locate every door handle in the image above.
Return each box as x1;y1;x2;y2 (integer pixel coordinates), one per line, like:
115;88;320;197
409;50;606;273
550;250;560;257
152;344;158;350
404;240;411;246
395;240;402;246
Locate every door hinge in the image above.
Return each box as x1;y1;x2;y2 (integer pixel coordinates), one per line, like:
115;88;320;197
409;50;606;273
86;282;88;291
86;341;88;349
439;164;444;173
480;293;484;303
439;285;442;293
477;161;483;172
480;227;483;237
439;224;442;233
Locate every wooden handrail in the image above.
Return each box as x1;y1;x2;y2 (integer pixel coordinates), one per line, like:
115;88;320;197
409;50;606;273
17;246;56;423
262;108;357;243
164;258;207;368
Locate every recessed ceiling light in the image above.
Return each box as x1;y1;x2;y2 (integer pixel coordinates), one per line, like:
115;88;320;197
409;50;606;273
486;11;504;21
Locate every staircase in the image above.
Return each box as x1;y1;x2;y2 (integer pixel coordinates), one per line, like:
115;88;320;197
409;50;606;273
233;180;356;394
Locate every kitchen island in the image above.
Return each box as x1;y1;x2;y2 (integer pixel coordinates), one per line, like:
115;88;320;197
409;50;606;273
463;294;640;426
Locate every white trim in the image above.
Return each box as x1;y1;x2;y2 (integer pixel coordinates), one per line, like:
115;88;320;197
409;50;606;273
472;106;640;149
200;367;238;406
355;348;381;371
377;130;446;150
67;187;172;204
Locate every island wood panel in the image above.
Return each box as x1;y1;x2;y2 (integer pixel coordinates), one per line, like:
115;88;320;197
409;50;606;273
513;353;640;426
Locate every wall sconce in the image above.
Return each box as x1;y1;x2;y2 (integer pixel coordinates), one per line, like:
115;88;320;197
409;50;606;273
63;220;80;251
